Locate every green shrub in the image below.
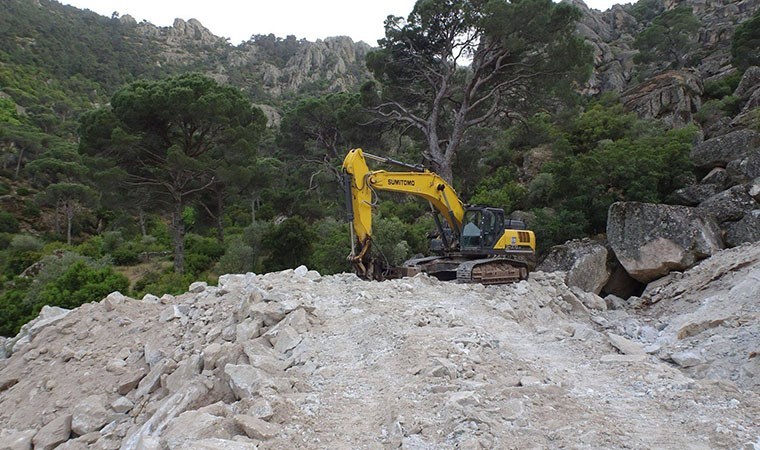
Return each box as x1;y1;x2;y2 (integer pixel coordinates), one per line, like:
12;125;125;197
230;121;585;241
214;235;255;275
695;99;726;125
36;261;129;309
148;220;172;248
101;231;124;254
133;270;203;298
0;288;32;337
0;233;12;250
261;216;316;272
22;252;106;300
2;250;41;278
372;216;413;267
185;234;225;274
0;211;19;233
703;73;742;100
15;187;32;197
567;102;638;154
0;253;126;337
0;182;10;196
22;202;41;218
526;173;555;205
308;218;351;275
506;113;562;152
719;95;743;116
545;122;696;235
377;200;427;224
10;234;43;252
469;167;527;212
75;236;104;258
111;242;141;266
529;208;589;252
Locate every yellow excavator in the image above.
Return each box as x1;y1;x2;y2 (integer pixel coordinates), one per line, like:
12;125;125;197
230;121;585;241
342;148;536;284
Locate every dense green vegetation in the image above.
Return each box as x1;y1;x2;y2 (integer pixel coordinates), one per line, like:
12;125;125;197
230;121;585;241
0;0;753;336
633;5;701;70
732;9;760;71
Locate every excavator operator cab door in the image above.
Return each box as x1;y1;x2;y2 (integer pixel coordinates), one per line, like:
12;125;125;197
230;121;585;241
461;207;505;251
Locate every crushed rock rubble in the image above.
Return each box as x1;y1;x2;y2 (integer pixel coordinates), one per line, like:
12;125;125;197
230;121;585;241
0;247;758;448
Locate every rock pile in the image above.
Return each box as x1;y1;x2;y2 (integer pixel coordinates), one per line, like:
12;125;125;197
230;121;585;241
1;246;758;448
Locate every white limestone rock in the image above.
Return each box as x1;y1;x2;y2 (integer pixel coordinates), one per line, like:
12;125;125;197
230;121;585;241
607;333;645;355
71;394;109;435
234;414;281;441
32;415;71;450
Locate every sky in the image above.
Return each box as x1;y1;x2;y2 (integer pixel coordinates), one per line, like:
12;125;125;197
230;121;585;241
59;0;633;46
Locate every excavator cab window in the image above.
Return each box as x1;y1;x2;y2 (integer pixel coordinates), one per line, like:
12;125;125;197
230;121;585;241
462;208;504;250
461;210;482;249
482;209;504;248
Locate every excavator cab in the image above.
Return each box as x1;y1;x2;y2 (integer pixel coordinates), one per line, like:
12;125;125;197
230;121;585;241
461;207;506;251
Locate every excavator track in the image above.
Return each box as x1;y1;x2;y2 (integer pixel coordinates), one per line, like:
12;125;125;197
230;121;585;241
456;258;529;284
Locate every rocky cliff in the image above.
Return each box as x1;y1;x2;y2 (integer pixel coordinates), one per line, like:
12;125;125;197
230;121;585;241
577;0;759;94
117;15;372;101
575;0;759;129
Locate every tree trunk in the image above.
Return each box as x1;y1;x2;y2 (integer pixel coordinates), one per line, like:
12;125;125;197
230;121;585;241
251;196;258;224
54;198;62;238
171;200;186;274
138;209;147;237
14;147;25;179
215;190;225;245
426;154;454;185
65;202;74;246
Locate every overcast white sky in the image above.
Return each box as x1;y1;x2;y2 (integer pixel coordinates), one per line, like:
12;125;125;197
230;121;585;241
59;0;632;45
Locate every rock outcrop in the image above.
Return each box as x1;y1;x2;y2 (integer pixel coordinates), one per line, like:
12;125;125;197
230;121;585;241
606;202;723;283
127;17;372;99
690;129;760;170
574;0;759;127
672;128;760;249
621;70;703;127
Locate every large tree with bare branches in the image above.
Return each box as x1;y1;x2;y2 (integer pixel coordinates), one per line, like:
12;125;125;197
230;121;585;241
366;0;592;183
79;73;262;273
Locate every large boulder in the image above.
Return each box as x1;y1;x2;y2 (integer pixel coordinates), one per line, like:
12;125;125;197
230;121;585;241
672;183;723;206
690;129;760;170
672;168;731;206
536;239;610;294
607;202;723;283
724;210;760;247
698;185;759;223
726;146;760;182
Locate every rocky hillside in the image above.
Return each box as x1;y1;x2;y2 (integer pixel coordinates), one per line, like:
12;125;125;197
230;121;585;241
120;15;373;101
0;242;758;449
575;0;759;129
578;0;758;91
0;0;373;106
